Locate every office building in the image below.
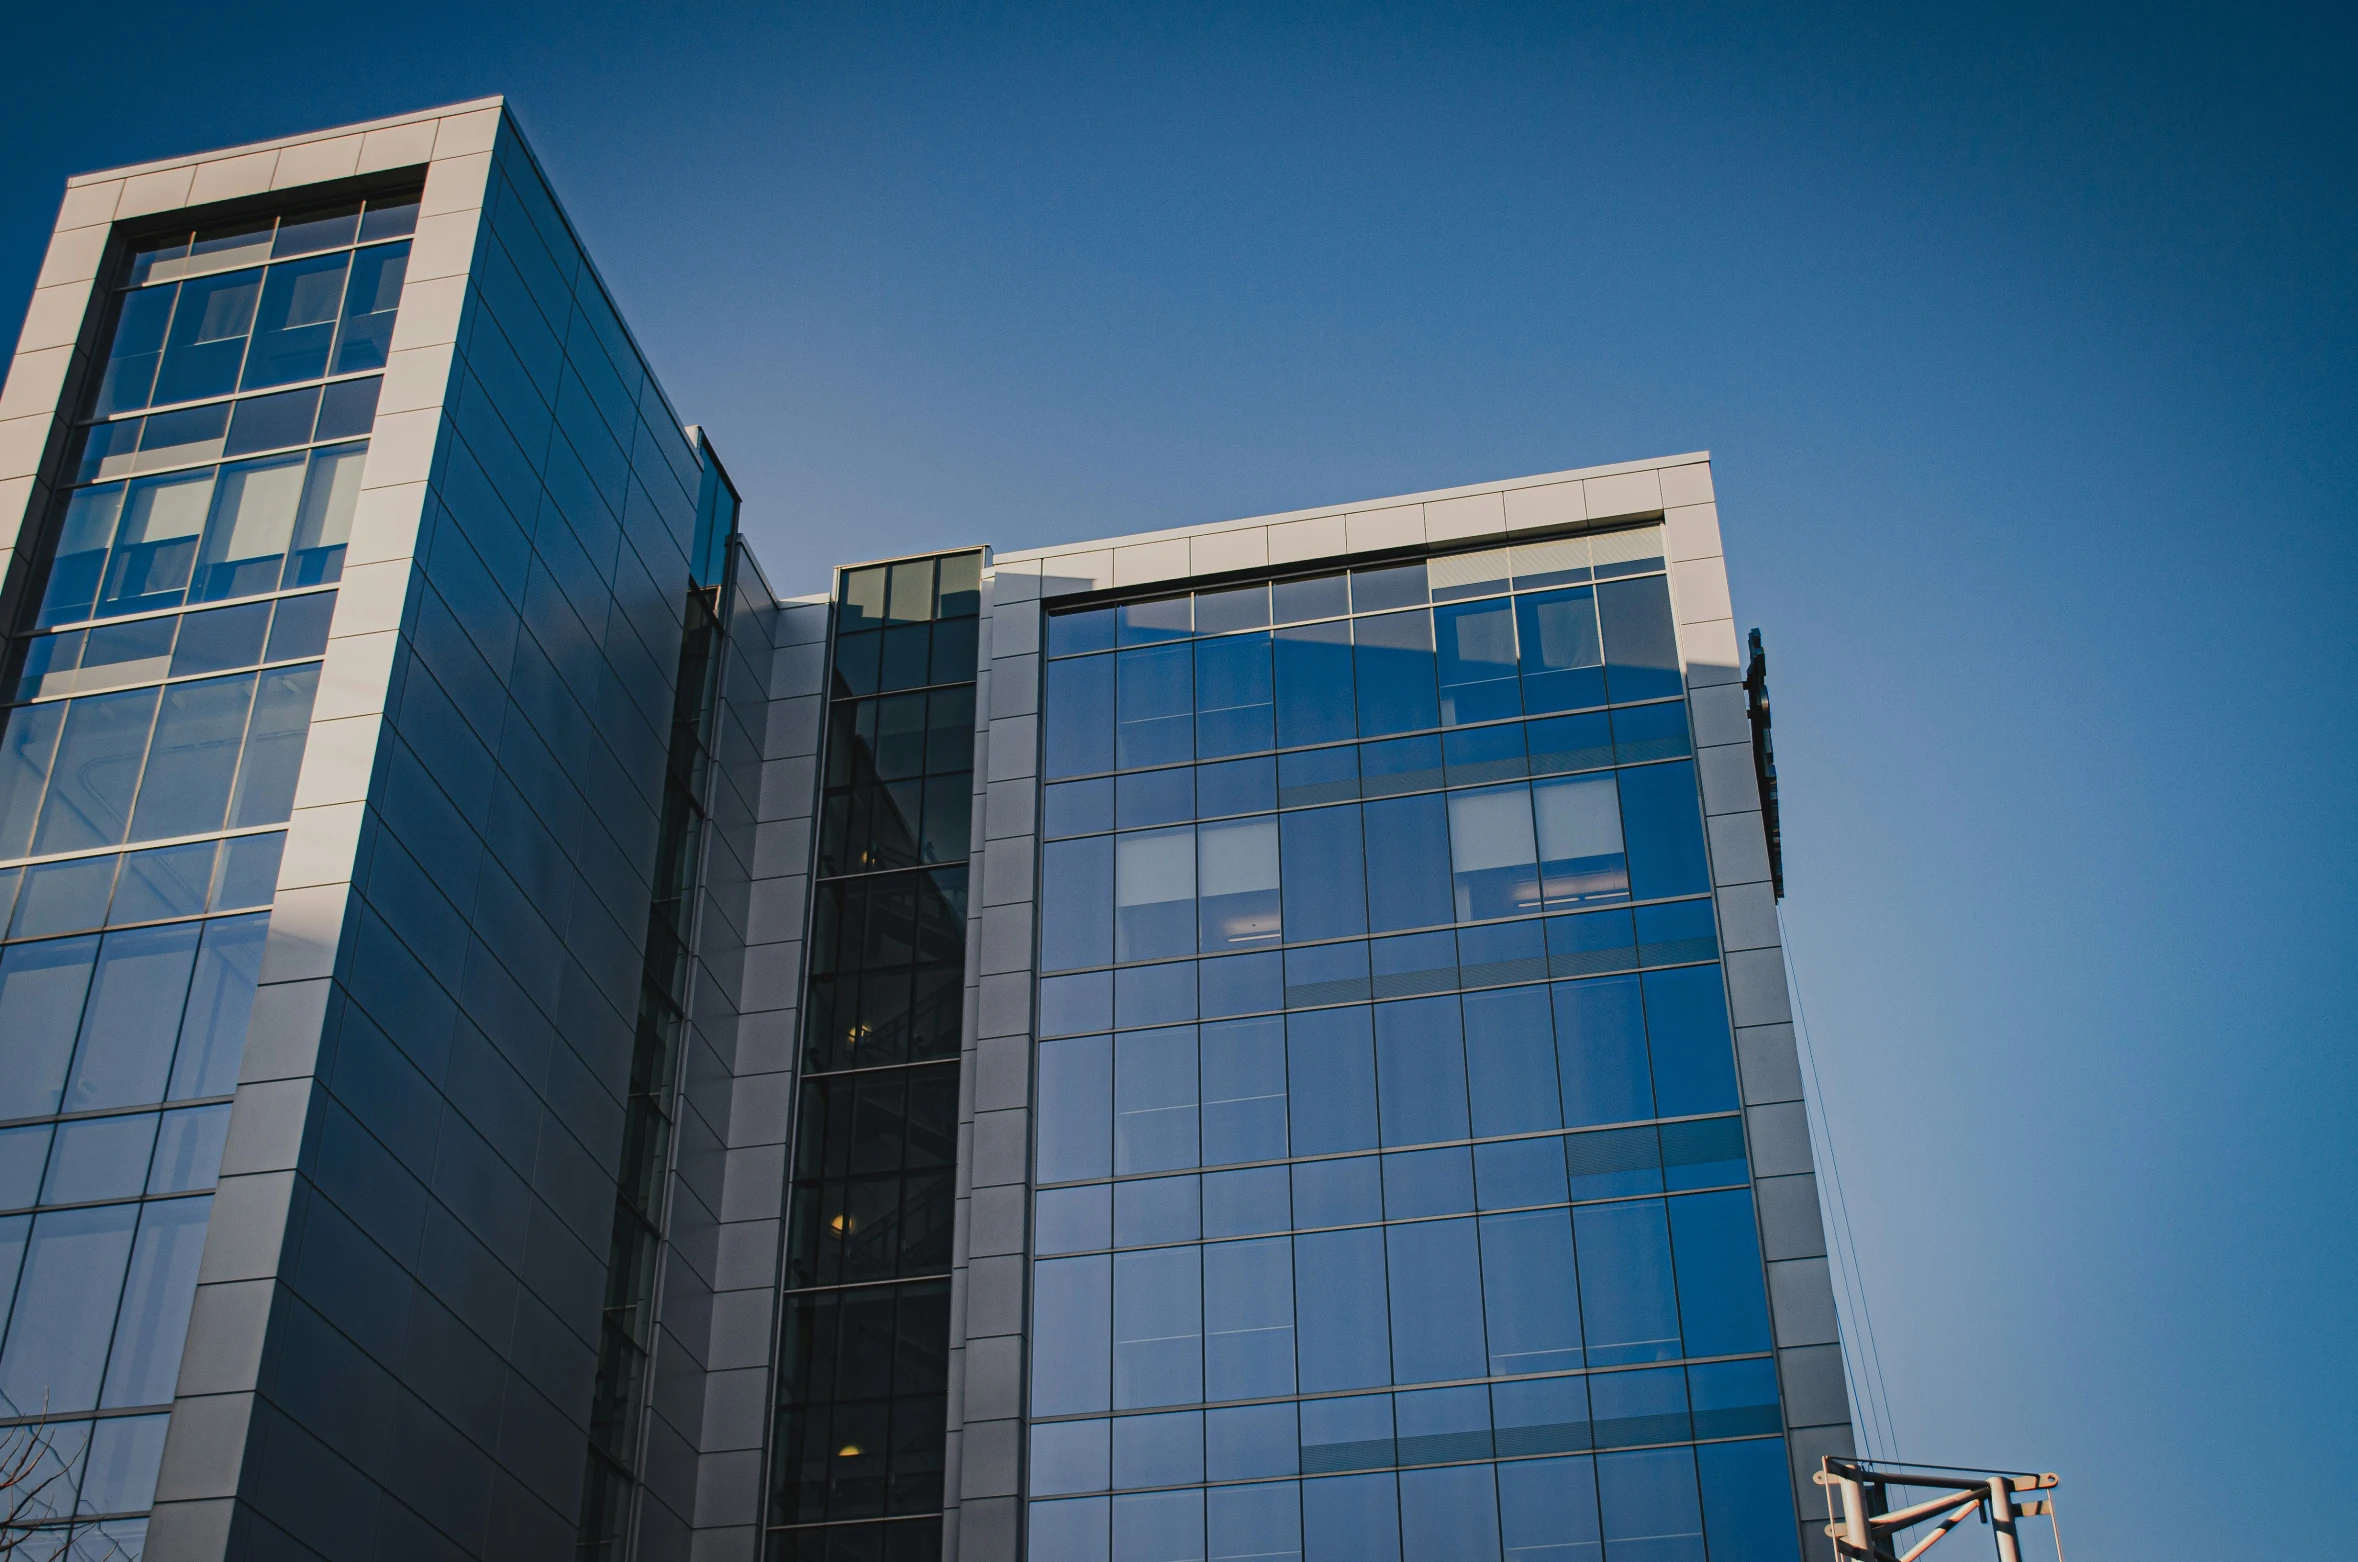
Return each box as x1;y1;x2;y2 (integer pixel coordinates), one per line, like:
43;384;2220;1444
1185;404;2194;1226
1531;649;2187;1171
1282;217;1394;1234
0;100;1853;1562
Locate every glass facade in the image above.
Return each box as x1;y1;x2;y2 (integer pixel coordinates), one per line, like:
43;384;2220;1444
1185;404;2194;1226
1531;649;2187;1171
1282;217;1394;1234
0;189;414;1558
1024;528;1801;1562
766;551;983;1561
579;441;741;1558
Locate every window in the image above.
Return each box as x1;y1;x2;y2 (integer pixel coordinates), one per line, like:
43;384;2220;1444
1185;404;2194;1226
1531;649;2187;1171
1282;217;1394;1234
1026;529;1796;1562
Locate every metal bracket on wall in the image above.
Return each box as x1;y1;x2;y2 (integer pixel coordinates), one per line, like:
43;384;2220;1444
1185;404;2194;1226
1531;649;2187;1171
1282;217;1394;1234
1744;627;1785;899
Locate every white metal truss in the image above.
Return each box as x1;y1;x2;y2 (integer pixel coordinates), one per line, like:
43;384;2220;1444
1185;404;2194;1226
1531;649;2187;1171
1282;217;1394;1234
1816;1457;2061;1562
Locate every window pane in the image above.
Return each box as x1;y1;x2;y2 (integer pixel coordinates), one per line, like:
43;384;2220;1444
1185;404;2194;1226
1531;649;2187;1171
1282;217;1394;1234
1352;610;1438;738
173;601;272;676
1516;587;1604;714
1112;1246;1201;1409
0;1203;140;1412
11;855;115;938
1377;1151;1461;1226
1195;632;1273;758
41;1114;156;1205
1640;966;1739;1117
1115;958;1195;1031
1687;1360;1781;1443
241;253;350;389
1209;1480;1299;1562
1046;779;1115;839
1198;817;1279;952
96;288;176;416
153;268;261;404
1031;1419;1111;1495
1291;1156;1380;1229
1573;1201;1682;1366
1435;599;1522;726
1270;573;1345;625
98;472;214;618
1302;1473;1398;1562
0;1129;46;1208
101;1194;212;1407
1031;1255;1112;1415
1373;997;1468;1147
1479;1208;1582;1375
274;202;359;256
1668;1191;1773;1357
148;1104;232;1194
72;618;175;699
1286;1008;1377;1156
1448;785;1537;921
32;689;157;854
1273;622;1355;748
1206;1404;1297;1484
1617;761;1710;901
1590;1365;1689;1448
1399;1463;1500;1562
313;374;381;441
0;702;67;857
1304;1401;1395;1478
65;922;202;1113
1596;577;1683;703
1046;656;1116;779
1294;1227;1391;1391
226;664;318;827
1533;774;1627;908
78;1412;170;1517
1116;827;1196;961
1695;1438;1801;1562
1595;1447;1705;1562
211;831;283;910
1036;1036;1112;1183
1444;725;1526;789
1565;1127;1663;1204
1528;711;1614;777
0;936;100;1120
1204;1236;1294;1399
1114;1027;1198;1174
3;1414;90;1525
1032;1496;1111;1562
1363;794;1452;933
1386;1217;1486;1384
282;443;365;588
1497;1454;1601;1562
1117;646;1193;770
1278;806;1365;941
1553;976;1653;1127
168;914;268;1099
1463;986;1560;1136
1042;837;1114;973
1037;1186;1112;1257
1199;1015;1287;1164
128;674;256;841
192;456;305;601
1611;700;1691;764
39;487;127;627
332;241;409;373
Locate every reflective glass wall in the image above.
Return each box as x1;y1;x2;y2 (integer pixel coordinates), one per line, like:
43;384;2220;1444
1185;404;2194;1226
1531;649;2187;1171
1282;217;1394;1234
0;190;415;1557
1026;528;1803;1562
766;551;982;1562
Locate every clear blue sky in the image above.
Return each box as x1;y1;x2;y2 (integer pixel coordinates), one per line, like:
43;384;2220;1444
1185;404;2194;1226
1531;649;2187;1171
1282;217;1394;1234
6;3;2351;1556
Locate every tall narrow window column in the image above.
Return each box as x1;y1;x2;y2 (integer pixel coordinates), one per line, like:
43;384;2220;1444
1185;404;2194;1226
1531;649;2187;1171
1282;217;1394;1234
765;551;983;1561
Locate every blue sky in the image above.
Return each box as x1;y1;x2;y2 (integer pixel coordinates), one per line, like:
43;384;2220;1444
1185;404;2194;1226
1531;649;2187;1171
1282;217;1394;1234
4;3;2352;1555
